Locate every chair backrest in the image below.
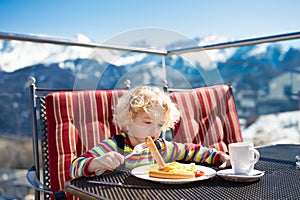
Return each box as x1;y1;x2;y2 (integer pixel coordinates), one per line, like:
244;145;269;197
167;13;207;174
170;85;243;152
45;89;126;199
41;84;242;199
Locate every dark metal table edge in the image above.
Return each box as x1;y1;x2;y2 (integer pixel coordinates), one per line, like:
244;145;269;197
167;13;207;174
65;181;107;200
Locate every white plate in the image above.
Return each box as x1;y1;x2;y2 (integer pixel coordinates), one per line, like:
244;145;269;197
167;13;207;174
217;169;264;182
131;164;216;184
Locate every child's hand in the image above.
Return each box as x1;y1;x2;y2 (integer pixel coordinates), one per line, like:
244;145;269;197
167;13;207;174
89;151;124;173
218;153;231;169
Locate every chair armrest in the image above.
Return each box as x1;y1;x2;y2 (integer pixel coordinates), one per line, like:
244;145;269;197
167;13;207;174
26;165;67;200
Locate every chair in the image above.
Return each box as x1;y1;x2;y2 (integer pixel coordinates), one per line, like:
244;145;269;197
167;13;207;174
169;84;243;152
26;77;127;200
26;78;243;200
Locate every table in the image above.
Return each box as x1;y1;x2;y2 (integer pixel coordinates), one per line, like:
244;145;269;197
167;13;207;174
65;144;300;200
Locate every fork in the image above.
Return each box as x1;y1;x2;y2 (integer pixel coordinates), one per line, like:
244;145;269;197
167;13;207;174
95;142;148;176
125;142;148;159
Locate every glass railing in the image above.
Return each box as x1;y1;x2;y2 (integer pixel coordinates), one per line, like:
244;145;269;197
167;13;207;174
0;30;299;146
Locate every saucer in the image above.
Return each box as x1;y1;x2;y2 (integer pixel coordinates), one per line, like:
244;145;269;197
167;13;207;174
217;169;264;182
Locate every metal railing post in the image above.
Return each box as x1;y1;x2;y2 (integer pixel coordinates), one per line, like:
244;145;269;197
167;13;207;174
29;77;40;200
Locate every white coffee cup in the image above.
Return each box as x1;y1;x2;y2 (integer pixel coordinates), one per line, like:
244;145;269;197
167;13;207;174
229;142;260;175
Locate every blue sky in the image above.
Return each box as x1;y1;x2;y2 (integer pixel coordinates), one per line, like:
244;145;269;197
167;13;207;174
0;0;300;43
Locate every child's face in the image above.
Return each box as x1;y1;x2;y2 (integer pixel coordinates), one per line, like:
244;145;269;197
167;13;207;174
128;106;165;141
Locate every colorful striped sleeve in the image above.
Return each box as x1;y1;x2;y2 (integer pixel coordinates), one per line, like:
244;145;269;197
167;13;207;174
70;138;118;178
159;139;224;165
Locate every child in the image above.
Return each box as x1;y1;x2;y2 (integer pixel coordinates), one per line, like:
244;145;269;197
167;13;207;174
70;86;230;178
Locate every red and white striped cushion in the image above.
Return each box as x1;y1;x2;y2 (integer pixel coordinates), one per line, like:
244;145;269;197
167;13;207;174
45;90;126;199
170;85;243;152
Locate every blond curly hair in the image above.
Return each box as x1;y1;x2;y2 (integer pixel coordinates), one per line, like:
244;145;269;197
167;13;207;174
113;86;180;132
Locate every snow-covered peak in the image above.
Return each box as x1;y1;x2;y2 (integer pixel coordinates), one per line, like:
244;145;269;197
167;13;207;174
244;43;269;58
196;34;236;63
0;34;93;72
74;33;92;43
197;34;231;46
242;111;300;146
113;53;147;66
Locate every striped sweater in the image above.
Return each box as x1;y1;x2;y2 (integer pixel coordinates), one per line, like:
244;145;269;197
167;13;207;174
70;132;223;178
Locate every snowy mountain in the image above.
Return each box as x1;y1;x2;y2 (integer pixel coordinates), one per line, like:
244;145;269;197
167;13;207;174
0;34;93;72
243;110;300;146
195;34;236;64
0;33;293;73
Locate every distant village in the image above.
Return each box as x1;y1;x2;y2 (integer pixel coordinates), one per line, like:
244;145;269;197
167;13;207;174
235;72;300;128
